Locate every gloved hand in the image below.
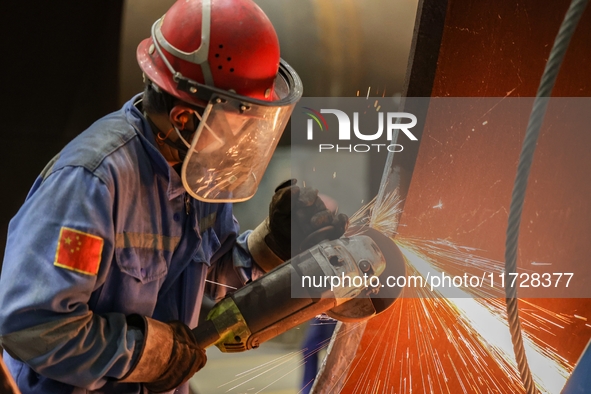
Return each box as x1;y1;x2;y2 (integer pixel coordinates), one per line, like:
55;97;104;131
120;315;207;393
248;179;348;272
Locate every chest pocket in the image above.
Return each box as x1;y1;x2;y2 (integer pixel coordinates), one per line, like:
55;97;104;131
115;232;180;283
90;232;181;317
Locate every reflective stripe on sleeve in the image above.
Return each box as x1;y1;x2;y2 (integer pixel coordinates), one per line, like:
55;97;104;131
115;232;181;252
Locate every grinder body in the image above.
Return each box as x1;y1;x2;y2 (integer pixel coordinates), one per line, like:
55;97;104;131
193;231;404;352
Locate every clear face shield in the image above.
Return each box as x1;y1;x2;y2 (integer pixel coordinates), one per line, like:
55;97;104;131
176;61;302;202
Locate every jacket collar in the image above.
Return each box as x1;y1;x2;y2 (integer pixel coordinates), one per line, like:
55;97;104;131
124;94;186;200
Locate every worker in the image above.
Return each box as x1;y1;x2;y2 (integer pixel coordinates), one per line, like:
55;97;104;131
0;1;347;393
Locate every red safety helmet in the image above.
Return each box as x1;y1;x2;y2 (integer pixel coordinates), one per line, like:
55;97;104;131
136;0;303;203
137;0;281;105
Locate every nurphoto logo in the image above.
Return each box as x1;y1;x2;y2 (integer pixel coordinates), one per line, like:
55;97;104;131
304;107;418;153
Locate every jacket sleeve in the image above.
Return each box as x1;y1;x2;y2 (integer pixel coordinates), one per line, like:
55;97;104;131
205;204;269;302
0;166;142;390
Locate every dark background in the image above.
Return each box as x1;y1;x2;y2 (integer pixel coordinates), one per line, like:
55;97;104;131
0;3;125;263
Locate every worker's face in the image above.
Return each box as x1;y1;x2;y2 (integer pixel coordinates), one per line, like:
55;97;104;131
177;83;300;203
169;105;205;153
171;105;247;154
190;110;250;154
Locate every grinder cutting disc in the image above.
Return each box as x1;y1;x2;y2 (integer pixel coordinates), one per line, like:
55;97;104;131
327;227;406;322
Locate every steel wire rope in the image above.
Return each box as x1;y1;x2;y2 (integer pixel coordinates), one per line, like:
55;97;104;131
504;0;588;392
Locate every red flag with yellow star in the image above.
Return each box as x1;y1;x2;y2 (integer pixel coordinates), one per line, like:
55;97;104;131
54;227;103;275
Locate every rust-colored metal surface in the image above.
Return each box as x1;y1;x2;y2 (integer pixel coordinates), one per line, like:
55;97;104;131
338;98;591;393
324;0;591;393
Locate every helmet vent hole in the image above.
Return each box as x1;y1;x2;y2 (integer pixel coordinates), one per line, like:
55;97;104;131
218;65;223;70
215;54;220;58
219;44;224;49
230;68;235;73
227;57;232;61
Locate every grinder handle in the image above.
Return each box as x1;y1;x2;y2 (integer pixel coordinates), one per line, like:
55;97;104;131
192;319;220;349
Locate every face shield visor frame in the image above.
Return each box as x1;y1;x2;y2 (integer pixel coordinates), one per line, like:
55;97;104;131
176;60;303;203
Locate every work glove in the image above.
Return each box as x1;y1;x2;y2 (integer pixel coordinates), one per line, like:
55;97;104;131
119;315;207;393
248;179;348;272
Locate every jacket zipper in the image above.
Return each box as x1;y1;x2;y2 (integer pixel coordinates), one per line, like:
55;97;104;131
185;194;191;215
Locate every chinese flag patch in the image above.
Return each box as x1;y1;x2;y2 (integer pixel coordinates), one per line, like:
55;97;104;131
54;227;104;275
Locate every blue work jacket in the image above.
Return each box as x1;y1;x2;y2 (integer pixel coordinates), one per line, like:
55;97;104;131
0;95;256;393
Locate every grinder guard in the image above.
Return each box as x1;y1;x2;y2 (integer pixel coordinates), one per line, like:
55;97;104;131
327;227;407;322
